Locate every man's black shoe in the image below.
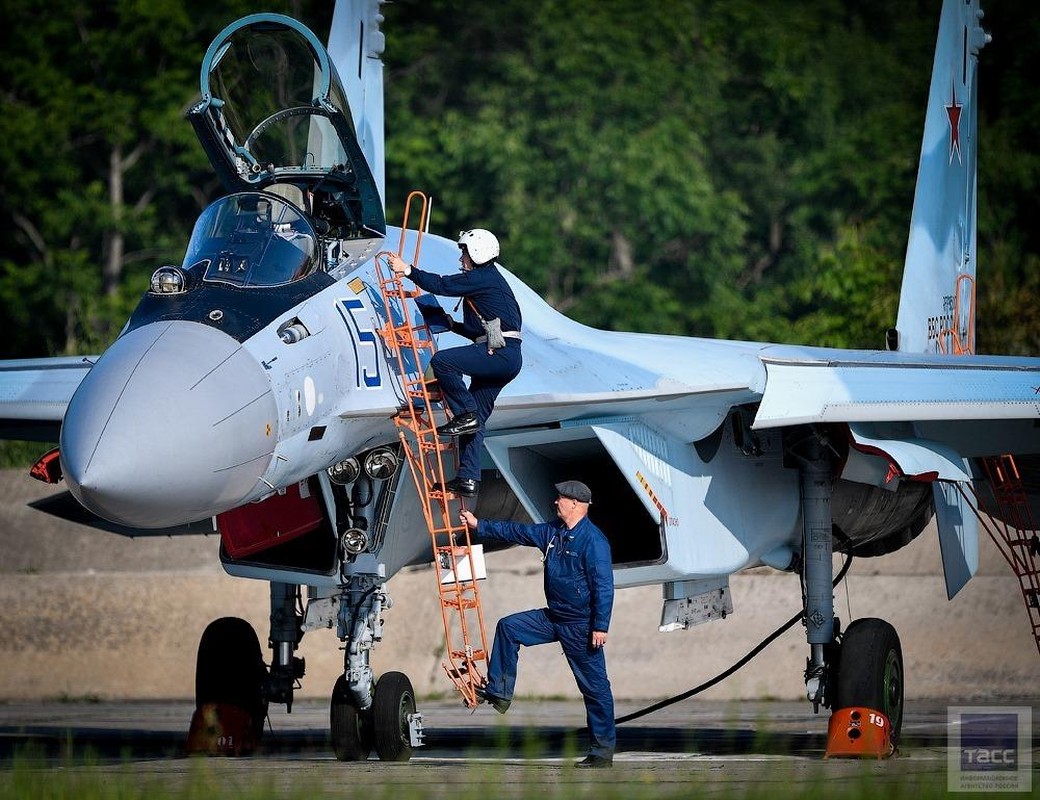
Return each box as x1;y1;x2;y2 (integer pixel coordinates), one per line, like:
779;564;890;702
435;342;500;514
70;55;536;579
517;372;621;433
437;411;480;437
432;477;480;498
474;686;510;714
574;755;613;769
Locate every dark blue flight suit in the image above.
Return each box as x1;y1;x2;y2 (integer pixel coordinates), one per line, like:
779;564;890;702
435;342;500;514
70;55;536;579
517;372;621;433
408;265;522;482
477;516;616;760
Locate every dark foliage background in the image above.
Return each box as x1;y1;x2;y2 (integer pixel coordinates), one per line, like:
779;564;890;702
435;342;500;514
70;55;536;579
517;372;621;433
1;0;1036;359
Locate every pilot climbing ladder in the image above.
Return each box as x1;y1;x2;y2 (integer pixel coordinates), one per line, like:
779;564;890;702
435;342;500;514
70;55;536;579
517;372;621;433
963;455;1040;656
374;191;491;707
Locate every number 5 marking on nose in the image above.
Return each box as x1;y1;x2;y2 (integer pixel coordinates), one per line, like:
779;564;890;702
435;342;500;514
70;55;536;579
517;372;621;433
337;297;381;388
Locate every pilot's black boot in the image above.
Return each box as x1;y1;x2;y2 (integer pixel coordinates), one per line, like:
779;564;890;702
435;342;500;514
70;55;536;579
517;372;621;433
432;477;480;497
436;411;479;437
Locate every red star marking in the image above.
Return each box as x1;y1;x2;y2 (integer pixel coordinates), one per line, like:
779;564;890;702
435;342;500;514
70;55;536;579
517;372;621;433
946;80;962;164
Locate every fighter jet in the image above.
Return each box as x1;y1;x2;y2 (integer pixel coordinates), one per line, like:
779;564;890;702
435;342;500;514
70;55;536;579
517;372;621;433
1;0;1037;761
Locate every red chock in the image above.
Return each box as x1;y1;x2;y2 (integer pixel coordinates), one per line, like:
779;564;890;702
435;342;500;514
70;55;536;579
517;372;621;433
824;706;895;759
186;703;258;756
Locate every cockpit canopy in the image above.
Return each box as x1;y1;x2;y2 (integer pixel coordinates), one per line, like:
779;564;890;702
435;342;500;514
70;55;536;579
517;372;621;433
184;192;319;288
187;14;384;241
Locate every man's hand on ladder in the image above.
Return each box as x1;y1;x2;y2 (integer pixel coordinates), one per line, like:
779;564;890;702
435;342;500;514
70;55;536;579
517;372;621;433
387;253;411;277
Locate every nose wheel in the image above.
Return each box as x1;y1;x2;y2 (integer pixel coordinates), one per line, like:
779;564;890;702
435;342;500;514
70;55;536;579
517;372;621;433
373;671;418;762
330;675;374;761
330;671;420;761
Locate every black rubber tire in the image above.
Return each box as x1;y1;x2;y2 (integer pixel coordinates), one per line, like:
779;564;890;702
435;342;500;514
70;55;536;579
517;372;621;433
372;671;416;762
195;617;269;741
330;674;373;761
834;618;904;743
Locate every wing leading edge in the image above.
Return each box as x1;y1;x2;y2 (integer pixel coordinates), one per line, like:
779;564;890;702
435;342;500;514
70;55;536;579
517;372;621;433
0;357;94;442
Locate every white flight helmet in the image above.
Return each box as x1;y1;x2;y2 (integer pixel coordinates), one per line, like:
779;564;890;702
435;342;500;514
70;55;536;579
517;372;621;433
458;228;500;265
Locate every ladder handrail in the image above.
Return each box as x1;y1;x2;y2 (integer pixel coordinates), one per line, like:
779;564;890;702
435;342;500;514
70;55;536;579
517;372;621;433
396;190;429;270
958;455;1040;655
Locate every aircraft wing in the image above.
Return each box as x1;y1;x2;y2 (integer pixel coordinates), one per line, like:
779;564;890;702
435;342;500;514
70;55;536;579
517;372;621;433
0;357;94;442
750;343;1040;599
753;344;1040;449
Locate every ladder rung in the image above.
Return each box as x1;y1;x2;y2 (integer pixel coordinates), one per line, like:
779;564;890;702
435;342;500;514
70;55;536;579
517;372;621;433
450;649;486;661
429;529;468;539
440;577;478;588
437;545;474;555
442;596;479;610
393;410;428;423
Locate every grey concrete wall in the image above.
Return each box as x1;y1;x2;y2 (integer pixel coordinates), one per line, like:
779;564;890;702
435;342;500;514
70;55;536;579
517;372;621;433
1;469;1035;702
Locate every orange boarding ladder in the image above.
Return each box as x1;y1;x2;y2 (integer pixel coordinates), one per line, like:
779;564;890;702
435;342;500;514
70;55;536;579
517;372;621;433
962;456;1040;656
373;190;491;707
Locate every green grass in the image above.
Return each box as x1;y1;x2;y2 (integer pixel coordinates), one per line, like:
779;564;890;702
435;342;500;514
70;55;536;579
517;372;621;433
0;441;52;470
0;747;967;800
54;693;102;704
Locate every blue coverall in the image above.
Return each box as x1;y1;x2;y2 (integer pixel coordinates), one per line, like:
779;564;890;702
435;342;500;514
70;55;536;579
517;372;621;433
477;515;616;759
409;265;522;482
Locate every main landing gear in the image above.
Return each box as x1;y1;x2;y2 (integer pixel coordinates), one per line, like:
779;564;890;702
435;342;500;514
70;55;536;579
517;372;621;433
795;428;904;757
187;616;269;755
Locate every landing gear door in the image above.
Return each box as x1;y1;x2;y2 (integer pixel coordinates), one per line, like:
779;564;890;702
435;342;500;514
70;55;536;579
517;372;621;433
188;13;384;239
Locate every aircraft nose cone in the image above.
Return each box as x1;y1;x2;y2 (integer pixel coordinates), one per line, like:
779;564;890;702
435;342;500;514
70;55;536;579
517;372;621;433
60;321;277;528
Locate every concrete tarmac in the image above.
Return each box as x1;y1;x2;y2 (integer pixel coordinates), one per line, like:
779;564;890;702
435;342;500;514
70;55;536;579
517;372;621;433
1;698;1037;797
2;468;1039;796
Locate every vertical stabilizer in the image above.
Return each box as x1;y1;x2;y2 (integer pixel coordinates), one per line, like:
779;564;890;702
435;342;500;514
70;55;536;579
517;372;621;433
894;0;989;355
328;0;386;207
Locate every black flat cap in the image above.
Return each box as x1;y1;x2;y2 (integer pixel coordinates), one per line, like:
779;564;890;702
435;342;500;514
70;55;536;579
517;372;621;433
555;480;592;503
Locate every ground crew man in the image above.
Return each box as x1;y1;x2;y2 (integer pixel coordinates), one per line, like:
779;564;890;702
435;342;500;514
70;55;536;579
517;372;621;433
460;480;616;768
388;229;522;498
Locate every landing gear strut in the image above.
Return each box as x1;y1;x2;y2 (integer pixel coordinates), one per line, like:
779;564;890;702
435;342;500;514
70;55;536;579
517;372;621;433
794;427;904;754
267;582;305;711
797;430;836;712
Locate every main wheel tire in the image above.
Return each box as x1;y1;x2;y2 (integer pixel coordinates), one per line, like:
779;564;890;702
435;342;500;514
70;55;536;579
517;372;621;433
195;617;269;741
331;675;373;761
372;671;416;762
834;618;904;743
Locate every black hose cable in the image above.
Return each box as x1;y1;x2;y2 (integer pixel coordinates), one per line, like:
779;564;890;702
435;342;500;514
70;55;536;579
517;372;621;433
611;552;854;727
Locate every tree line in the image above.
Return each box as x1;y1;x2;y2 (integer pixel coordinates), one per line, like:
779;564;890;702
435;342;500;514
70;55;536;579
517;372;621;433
1;0;1036;362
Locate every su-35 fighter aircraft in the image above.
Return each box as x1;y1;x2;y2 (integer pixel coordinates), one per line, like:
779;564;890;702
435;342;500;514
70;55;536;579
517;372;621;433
1;0;1037;761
